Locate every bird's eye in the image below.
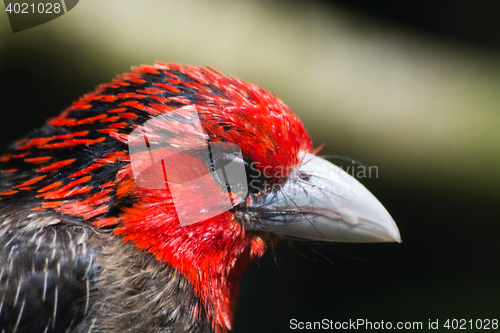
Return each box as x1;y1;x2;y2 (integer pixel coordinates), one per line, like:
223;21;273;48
244;159;268;195
206;142;248;200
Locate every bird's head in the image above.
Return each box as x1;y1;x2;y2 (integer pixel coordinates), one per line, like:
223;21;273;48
0;63;400;332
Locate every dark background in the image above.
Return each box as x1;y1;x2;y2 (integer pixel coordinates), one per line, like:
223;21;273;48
331;0;500;51
1;1;499;332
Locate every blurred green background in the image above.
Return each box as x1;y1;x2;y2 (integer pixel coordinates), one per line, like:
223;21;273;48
1;1;499;332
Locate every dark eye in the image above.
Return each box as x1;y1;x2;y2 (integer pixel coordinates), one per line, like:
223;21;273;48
243;158;268;195
207;142;248;199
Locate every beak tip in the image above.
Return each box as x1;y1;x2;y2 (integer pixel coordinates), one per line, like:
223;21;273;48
390;232;402;243
375;216;402;243
383;217;402;243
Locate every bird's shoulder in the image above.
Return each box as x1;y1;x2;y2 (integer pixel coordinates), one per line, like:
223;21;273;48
0;205;213;333
0;206;100;333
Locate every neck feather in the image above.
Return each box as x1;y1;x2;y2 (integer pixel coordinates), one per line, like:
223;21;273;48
111;167;266;332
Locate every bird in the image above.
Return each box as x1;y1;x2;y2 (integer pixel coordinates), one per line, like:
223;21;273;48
0;62;400;333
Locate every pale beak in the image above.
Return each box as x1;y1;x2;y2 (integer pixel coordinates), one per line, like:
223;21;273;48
247;153;401;243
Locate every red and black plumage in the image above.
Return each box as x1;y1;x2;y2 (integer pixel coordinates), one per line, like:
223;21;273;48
0;63;400;333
